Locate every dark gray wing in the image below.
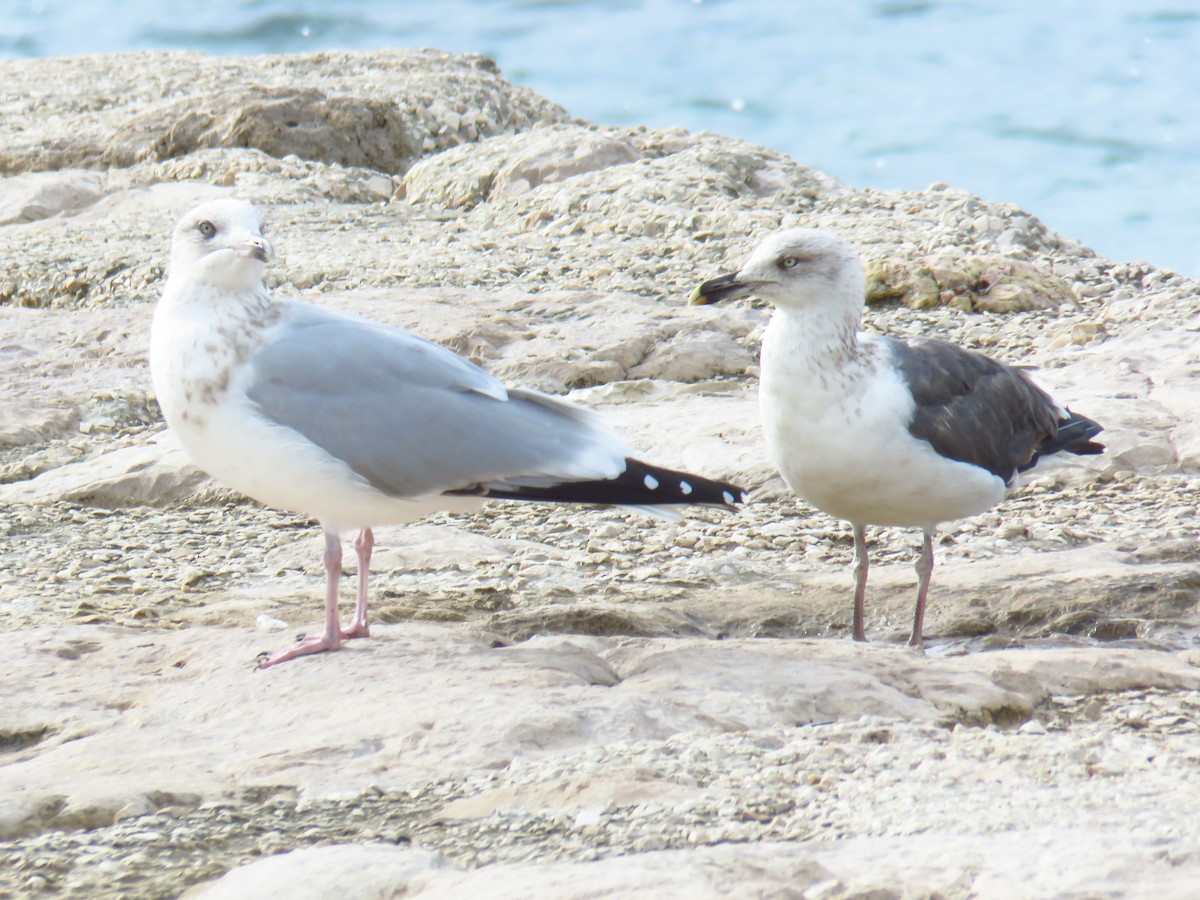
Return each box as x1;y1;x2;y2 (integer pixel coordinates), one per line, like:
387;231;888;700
244;304;629;497
883;336;1060;484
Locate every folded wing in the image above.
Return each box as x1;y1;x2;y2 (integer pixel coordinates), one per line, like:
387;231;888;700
244;305;632;499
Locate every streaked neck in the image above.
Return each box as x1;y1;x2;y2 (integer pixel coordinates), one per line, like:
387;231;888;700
768;297;863;369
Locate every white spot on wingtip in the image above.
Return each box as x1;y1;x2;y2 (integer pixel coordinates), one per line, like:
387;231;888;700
722;491;735;505
680;480;693;495
739;491;749;504
644;474;659;490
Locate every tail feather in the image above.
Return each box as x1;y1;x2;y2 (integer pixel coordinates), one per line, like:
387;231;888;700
1021;409;1104;472
448;458;749;509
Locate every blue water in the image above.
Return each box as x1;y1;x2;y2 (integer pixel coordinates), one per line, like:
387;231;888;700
5;1;1200;276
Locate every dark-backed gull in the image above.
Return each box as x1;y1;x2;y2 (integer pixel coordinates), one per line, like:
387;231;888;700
692;228;1102;646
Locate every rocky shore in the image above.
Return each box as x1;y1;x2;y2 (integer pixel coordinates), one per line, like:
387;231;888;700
2;50;1199;898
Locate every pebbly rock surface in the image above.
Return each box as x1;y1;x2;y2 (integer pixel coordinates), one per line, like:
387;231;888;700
1;49;1199;899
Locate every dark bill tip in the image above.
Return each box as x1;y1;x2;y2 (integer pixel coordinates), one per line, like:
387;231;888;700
237;246;270;263
689;271;749;306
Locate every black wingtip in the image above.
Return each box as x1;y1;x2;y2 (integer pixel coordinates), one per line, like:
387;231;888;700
1048;409;1105;457
619;459;751;509
1019;410;1104;474
452;458;749;509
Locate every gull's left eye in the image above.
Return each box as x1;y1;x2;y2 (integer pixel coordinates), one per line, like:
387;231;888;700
197;221;216;239
780;256;800;269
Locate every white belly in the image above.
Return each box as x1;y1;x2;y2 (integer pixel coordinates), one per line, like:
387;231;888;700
170;395;483;531
758;319;1005;529
150;303;481;532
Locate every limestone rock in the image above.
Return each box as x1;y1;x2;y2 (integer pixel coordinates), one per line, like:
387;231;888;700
2;48;1200;900
413;835;1200;899
187;844;451;900
404;126;643;208
0;170;106;226
104;87;424;175
864;253;1075;311
629;329;754;382
0;50;569;177
0;431;208;507
493;131;640;198
5;622;1197;828
195;833;1200;899
863;256;941;308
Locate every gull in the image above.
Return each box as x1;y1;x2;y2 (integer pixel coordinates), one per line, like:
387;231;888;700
150;198;747;667
691;228;1103;646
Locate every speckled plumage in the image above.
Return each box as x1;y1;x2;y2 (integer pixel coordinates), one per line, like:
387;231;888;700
693;228;1102;646
150;198;747;667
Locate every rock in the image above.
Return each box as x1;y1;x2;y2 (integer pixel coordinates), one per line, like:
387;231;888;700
864;253;1075;311
5;622;1200;895
629;329;754;382
404;126;643;208
415;843;838;899
492;129;640;198
186;844;451;899
0;170;106;225
1070;321;1108;344
195;831;1200;899
401;123;841;299
0;431;208;507
402;138;507;208
0;304;158;451
2;48;1200;900
409;833;1200;899
104;87;425;175
2;622;1195;813
0;799;43;841
0;50;568;176
863;257;940;308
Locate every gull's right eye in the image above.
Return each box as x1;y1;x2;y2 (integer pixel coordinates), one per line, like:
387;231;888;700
197;221;216;239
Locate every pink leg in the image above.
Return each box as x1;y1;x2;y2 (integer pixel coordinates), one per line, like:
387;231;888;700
852;523;869;642
257;531;346;669
909;528;935;649
343;528;373;639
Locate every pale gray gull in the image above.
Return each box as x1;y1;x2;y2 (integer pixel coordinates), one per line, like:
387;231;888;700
150;199;748;668
691;228;1103;647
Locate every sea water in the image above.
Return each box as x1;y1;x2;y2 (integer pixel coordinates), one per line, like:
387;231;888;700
3;0;1199;275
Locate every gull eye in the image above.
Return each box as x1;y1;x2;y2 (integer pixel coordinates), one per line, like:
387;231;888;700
780;256;800;270
197;221;216;239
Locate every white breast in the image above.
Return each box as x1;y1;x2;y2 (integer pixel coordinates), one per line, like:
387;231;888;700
758;315;1005;529
150;288;481;532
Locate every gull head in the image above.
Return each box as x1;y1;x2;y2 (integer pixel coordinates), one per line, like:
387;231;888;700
690;228;864;314
168;198;274;291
